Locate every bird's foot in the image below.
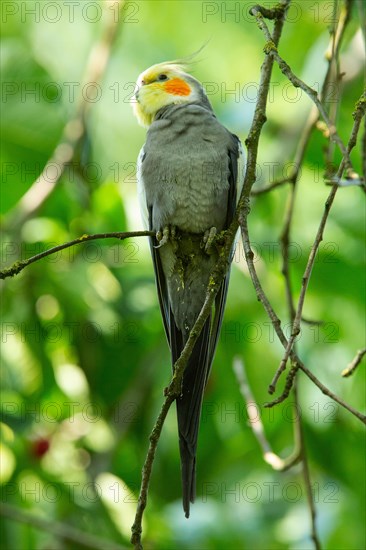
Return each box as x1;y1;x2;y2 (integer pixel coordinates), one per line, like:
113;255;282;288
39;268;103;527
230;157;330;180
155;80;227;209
155;225;177;249
202;227;217;254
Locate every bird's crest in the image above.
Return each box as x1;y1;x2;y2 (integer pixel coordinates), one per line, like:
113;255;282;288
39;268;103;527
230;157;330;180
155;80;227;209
132;43;210;127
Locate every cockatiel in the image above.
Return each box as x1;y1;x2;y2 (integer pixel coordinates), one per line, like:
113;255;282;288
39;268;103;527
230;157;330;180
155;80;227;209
132;59;244;517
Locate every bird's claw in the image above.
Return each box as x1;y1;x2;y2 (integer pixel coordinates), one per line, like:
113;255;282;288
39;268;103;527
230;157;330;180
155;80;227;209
202;227;217;254
155;225;176;249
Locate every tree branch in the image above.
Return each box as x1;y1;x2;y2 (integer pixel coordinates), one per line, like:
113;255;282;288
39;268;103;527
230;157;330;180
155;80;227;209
0;231;154;280
250;0;352;197
131;255;231;547
273;93;366;392
251;5;355;175
298;363;366;423
341;348;366;377
233;357;301;470
131;2;292;546
273;0;353;387
293;382;321;550
240;213;366;426
251;176;292;195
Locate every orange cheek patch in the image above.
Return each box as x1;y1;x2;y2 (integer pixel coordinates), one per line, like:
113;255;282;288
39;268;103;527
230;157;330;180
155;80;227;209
164;78;191;96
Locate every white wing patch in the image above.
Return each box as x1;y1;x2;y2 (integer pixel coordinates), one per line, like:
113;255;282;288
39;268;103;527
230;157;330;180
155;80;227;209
136;146;149;230
236;139;245;204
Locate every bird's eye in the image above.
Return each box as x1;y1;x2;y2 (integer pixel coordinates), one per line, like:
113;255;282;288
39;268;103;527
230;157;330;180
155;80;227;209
157;74;168;81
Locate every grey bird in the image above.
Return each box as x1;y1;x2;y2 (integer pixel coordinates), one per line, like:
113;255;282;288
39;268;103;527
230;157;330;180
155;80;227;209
132;60;244;517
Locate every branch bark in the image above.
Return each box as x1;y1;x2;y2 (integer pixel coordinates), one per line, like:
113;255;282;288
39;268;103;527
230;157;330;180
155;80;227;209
342;348;366;377
273;92;366;392
233;357;301;471
0;231;154;279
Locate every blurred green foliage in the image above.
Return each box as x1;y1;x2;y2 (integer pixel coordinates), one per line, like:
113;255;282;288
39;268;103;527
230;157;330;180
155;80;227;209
1;1;365;549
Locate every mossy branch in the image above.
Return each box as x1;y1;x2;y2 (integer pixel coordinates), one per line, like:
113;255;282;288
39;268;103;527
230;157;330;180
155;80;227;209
131;2;292;546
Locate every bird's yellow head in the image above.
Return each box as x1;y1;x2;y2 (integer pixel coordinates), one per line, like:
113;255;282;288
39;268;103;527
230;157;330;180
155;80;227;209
132;61;202;128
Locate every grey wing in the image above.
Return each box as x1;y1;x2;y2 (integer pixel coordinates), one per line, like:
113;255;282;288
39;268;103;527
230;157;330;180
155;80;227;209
137;146;171;342
177;133;244;517
208;135;244;365
148;218;172;345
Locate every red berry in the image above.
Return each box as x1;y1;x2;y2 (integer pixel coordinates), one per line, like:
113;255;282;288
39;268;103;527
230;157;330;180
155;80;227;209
32;438;50;457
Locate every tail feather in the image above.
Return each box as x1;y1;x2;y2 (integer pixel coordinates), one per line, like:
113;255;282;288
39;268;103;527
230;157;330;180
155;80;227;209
174;317;211;518
179;438;196;517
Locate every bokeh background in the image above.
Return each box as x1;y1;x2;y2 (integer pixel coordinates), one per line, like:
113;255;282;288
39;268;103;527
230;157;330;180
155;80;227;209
1;1;365;548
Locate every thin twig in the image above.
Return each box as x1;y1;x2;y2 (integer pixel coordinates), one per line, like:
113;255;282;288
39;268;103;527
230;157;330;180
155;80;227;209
272;0;350;389
323;0;341;176
265;363;299;407
0;231;154;279
240;214;366;427
0;503;128;550
276;117;319;320
243;10;322;547
279;181;297;320
251;6;354;173
240;1;290;202
298;363;366;424
342;348;366;377
325;176;365;188
293;382;321;550
131;396;175;549
249;4;287;19
251;177;292;195
252;0;351;228
256;1;354;375
252;106;317;197
272;93;366;392
233;357;301;470
3;0;125;231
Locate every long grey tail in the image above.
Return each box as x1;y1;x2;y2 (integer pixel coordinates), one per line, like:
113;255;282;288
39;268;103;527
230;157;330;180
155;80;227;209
173;317;211;518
